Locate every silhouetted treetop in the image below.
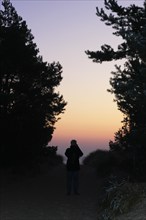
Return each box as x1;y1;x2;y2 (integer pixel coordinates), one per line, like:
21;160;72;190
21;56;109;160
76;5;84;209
86;0;146;63
86;0;146;174
0;0;67;167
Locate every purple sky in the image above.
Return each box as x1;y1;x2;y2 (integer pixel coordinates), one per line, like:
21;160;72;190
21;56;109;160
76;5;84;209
4;0;144;157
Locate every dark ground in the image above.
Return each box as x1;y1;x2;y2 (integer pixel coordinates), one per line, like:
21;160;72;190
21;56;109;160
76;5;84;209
0;165;101;220
1;165;146;220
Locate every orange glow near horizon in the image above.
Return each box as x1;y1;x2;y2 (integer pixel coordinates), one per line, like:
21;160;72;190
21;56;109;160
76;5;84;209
50;96;123;156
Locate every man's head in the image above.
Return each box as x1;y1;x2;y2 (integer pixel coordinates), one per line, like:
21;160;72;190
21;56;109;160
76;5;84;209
70;139;77;146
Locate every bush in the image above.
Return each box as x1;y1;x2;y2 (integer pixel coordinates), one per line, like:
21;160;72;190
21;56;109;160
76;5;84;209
83;149;116;177
39;146;63;169
83;148;146;181
97;175;144;220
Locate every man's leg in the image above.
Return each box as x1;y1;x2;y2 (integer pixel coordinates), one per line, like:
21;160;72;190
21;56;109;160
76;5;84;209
66;171;73;195
73;171;79;195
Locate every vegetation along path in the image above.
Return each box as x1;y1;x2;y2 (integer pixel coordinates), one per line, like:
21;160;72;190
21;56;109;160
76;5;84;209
0;165;100;220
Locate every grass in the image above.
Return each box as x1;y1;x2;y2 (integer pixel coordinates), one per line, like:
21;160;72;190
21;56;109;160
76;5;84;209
83;149;146;220
97;175;145;220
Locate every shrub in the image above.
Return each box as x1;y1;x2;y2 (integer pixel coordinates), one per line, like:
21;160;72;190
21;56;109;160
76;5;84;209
97;175;144;220
40;146;63;168
83;149;116;177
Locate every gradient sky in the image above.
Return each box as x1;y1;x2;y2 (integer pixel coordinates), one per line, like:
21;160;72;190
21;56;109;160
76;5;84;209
7;0;144;157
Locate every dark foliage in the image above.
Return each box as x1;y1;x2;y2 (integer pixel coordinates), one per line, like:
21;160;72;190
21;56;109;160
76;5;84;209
83;149;116;177
40;146;63;166
83;148;146;181
0;0;67;168
85;0;146;179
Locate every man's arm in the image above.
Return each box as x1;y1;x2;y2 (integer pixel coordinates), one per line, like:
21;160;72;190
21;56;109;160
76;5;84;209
78;147;83;157
65;148;69;157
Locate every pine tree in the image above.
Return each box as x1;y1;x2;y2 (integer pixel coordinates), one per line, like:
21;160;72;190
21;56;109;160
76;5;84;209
86;0;146;172
0;0;67;167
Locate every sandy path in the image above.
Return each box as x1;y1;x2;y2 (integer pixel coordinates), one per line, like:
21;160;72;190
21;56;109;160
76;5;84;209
0;165;99;220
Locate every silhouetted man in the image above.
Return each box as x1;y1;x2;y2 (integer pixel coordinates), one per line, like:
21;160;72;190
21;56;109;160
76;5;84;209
65;139;83;195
